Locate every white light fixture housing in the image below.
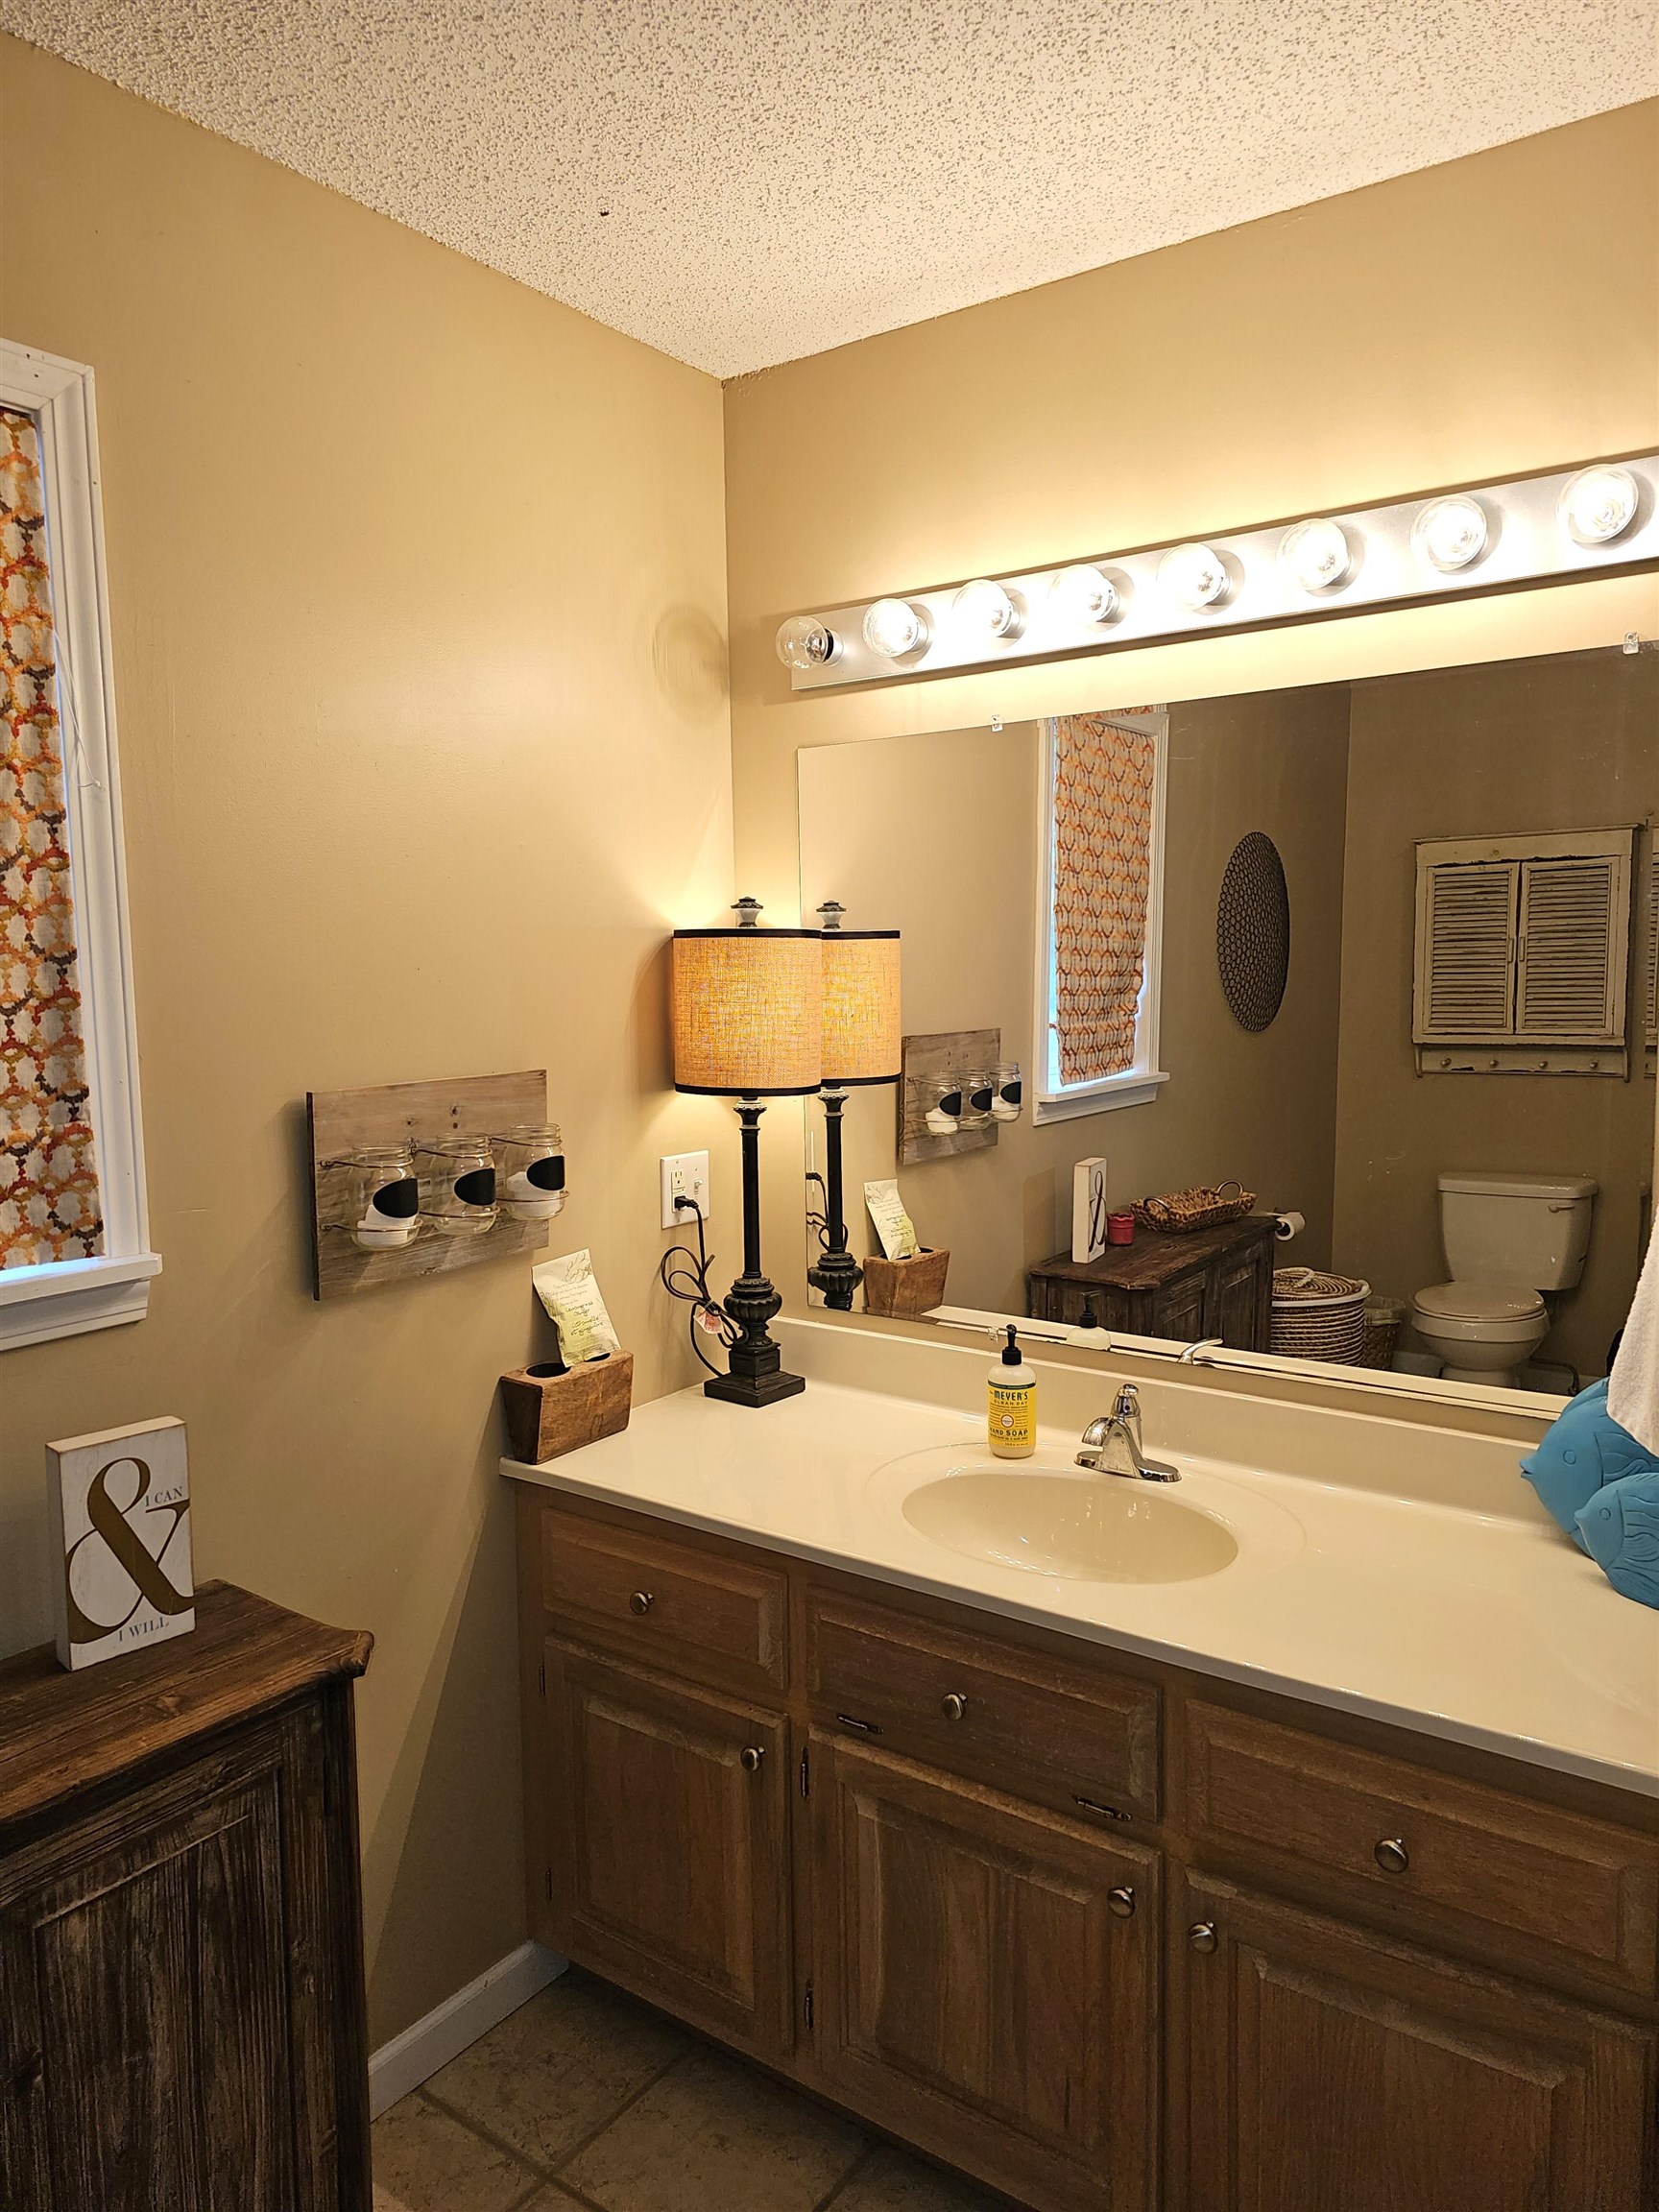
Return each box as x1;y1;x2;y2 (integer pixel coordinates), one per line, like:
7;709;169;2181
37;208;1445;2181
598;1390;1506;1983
774;614;840;670
1160;541;1232;612
951;577;1023;642
779;452;1659;690
1411;493;1490;573
1048;564;1122;624
862;596;928;658
1280;517;1355;593
1558;464;1640;546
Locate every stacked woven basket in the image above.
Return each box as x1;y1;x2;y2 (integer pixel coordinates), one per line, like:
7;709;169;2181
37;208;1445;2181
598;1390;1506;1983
1268;1267;1370;1364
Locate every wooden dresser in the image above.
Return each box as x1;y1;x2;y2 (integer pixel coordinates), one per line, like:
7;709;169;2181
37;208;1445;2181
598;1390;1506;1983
0;1581;374;2212
1027;1213;1280;1346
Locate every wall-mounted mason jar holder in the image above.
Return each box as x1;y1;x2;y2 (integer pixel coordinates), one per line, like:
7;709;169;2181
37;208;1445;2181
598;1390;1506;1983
899;1028;1002;1165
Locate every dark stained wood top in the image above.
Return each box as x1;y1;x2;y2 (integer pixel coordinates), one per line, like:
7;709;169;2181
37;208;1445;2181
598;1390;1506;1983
1030;1213;1280;1291
0;1581;373;1837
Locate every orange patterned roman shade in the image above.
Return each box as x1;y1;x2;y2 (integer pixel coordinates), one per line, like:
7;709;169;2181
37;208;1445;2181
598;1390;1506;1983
1;408;102;1267
1049;711;1157;1086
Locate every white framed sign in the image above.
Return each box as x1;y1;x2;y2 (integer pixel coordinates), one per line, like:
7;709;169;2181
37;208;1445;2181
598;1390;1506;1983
45;1417;194;1671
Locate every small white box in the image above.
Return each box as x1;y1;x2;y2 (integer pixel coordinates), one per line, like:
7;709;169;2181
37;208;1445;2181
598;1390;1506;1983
1071;1158;1109;1264
44;1417;194;1671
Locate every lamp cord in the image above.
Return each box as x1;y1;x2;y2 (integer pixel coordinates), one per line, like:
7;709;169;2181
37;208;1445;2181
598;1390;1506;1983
660;1196;739;1378
805;1168;830;1252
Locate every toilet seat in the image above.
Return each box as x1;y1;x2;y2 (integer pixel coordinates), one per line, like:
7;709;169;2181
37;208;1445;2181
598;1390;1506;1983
1411;1280;1546;1345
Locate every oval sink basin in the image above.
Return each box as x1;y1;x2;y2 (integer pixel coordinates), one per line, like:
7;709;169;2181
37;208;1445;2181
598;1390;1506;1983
902;1467;1239;1584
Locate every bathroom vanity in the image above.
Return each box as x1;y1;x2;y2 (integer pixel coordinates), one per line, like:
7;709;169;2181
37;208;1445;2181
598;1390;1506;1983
507;1325;1659;2212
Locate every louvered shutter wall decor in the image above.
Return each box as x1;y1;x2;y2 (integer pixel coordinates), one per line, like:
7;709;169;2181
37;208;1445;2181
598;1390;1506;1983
1416;860;1517;1040
1516;856;1620;1041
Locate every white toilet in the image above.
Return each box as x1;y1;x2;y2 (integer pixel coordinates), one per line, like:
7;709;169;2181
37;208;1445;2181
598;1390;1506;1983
1410;1172;1597;1385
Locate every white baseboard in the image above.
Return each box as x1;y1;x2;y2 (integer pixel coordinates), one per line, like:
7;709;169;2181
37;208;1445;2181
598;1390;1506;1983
370;1941;567;2118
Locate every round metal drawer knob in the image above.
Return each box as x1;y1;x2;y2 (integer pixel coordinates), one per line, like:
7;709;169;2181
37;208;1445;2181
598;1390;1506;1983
1374;1837;1409;1875
1107;1886;1136;1919
740;1746;765;1774
1188;1921;1217;1954
940;1692;969;1721
629;1591;654;1616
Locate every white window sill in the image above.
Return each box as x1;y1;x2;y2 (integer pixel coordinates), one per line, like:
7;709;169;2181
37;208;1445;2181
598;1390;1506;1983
1033;1070;1169;1125
0;1251;162;1351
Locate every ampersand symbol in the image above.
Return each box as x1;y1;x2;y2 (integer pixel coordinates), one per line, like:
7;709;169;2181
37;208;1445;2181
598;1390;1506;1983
65;1455;190;1644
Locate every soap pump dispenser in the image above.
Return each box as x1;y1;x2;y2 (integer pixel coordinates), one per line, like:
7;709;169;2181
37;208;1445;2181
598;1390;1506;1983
987;1324;1037;1459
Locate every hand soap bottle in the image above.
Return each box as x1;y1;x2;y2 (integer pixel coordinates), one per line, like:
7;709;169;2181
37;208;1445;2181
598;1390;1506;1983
987;1324;1036;1459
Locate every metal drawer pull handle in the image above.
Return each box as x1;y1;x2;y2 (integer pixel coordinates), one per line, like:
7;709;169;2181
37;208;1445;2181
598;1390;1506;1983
1073;1795;1130;1821
1189;1921;1217;1954
1107;1886;1136;1918
1374;1836;1409;1874
836;1713;881;1735
629;1591;654;1616
940;1692;969;1721
740;1746;765;1774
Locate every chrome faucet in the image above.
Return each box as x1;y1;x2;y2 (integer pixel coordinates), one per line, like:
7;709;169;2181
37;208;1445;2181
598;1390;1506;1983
1076;1383;1180;1482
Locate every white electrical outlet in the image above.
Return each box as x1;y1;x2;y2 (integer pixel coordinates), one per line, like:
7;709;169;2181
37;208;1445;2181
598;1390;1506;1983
660;1151;710;1230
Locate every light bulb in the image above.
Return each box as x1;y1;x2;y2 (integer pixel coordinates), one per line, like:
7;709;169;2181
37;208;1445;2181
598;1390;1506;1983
951;578;1022;641
1048;565;1121;624
1558;465;1639;546
774;614;840;670
862;597;927;658
1160;541;1232;612
1280;517;1355;593
1412;495;1489;573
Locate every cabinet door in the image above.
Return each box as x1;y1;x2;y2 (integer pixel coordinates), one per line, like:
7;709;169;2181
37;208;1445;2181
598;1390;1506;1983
0;1708;343;2212
1177;1873;1657;2212
1211;1243;1270;1351
543;1641;791;2056
809;1734;1158;2212
1152;1269;1209;1344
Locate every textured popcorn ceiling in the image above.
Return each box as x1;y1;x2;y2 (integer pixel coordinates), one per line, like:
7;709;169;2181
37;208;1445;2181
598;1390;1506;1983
5;1;1655;377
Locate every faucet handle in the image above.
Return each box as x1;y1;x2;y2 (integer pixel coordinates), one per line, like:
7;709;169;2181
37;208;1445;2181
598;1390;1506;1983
1110;1382;1143;1450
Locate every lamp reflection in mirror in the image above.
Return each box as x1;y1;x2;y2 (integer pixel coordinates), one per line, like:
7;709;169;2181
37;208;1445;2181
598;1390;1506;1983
810;901;901;1312
671;899;821;1403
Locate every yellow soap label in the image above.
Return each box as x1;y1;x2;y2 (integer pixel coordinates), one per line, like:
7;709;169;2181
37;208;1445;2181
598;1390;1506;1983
988;1379;1035;1455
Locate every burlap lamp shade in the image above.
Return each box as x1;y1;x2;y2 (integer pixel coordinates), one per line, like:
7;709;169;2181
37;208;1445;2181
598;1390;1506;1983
820;929;901;1087
670;927;822;1095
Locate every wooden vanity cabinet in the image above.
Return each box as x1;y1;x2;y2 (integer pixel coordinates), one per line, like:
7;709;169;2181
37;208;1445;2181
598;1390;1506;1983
517;1488;1659;2212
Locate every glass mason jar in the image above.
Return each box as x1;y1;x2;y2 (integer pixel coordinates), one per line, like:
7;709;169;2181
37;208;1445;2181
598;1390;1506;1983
496;1123;566;1221
963;1069;996;1125
349;1144;421;1250
924;1073;965;1137
991;1061;1023;1121
419;1135;498;1237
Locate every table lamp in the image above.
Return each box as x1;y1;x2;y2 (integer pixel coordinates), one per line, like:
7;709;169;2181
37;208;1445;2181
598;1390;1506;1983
671;899;822;1405
809;901;902;1311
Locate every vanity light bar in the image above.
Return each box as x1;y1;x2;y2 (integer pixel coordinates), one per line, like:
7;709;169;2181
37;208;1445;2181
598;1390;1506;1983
777;456;1659;690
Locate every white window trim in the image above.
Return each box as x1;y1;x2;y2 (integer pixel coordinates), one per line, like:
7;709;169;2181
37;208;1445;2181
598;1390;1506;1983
1;340;157;1350
1032;709;1170;1125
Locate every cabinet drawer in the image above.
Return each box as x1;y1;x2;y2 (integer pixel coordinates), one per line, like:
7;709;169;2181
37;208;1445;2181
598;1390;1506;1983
538;1508;787;1695
1186;1701;1659;1998
806;1591;1160;1823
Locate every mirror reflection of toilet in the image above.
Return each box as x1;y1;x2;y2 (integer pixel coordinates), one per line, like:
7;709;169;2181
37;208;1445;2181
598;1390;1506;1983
1411;1172;1598;1386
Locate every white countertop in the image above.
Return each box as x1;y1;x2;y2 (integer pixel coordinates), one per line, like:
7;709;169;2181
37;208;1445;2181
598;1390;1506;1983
504;1330;1659;1799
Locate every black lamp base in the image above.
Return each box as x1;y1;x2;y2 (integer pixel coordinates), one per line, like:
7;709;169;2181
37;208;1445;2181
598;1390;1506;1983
705;1363;806;1407
708;1260;804;1407
807;1244;863;1312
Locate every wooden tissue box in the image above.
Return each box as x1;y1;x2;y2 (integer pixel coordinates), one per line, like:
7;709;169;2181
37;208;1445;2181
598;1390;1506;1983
500;1352;633;1464
863;1248;950;1319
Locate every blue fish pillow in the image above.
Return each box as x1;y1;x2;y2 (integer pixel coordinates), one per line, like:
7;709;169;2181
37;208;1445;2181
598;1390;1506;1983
1520;1380;1659;1555
1575;1474;1659;1609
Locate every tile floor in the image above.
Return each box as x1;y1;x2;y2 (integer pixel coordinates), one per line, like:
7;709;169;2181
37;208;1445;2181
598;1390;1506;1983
372;1967;1015;2212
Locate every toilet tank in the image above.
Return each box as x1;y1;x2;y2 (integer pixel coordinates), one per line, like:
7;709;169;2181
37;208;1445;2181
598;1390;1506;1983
1438;1173;1598;1290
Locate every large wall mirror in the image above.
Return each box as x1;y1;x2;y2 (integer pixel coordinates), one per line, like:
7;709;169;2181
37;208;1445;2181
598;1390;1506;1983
797;642;1657;1404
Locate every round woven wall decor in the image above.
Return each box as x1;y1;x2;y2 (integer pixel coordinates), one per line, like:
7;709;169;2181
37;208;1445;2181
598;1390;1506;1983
1216;831;1290;1032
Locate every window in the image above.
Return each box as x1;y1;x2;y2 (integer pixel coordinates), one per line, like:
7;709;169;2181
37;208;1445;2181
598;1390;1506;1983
1;340;156;1349
1033;707;1168;1122
1412;826;1634;1075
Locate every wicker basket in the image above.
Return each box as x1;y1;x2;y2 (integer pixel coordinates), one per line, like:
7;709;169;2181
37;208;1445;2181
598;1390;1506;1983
1135;1179;1257;1236
1269;1267;1370;1364
1360;1297;1407;1371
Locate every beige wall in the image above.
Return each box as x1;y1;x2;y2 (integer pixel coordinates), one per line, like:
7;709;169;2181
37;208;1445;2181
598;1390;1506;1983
1332;648;1658;1378
0;37;733;2045
724;103;1659;1297
799;688;1351;1313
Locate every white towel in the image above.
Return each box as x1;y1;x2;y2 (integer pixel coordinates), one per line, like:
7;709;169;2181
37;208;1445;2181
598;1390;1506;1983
1608;1223;1659;1454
